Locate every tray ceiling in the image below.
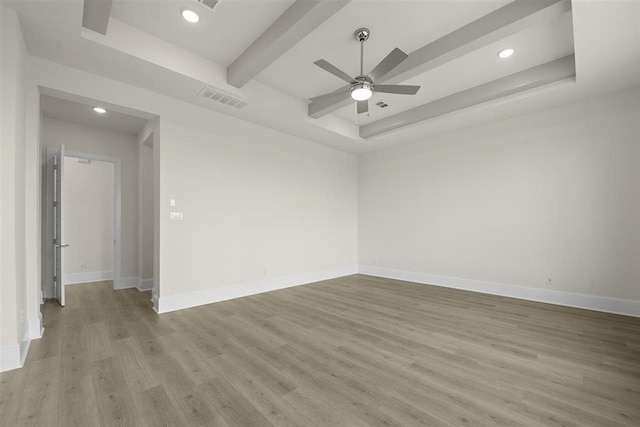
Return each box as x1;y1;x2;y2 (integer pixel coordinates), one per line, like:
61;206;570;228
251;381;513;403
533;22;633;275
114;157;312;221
5;0;640;153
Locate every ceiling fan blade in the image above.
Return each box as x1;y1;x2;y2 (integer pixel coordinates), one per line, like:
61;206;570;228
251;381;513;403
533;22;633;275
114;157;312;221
369;48;408;82
309;88;351;105
374;84;420;95
314;59;355;84
357;100;368;115
309;85;351;103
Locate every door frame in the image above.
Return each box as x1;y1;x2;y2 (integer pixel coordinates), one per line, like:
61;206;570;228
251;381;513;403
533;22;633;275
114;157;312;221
44;149;123;292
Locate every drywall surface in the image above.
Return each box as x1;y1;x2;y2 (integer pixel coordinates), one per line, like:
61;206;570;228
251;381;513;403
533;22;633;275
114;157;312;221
159;111;358;298
359;90;640;301
0;6;28;371
63;157;115;279
139;143;154;284
41;117;139;288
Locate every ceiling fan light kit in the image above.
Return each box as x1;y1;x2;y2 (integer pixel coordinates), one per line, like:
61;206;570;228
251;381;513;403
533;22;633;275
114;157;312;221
312;28;420;115
351;81;373;101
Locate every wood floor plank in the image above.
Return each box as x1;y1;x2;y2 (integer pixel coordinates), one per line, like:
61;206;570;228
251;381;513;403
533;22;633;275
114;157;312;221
113;336;162;393
91;356;142;426
198;377;274;427
220;367;314;427
1;277;639;426
84;321;114;362
14;356;61;426
134;385;183;427
57;375;100;427
145;352;224;426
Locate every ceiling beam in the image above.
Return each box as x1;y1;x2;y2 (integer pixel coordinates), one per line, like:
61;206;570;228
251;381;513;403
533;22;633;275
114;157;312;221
309;0;572;118
81;0;113;35
359;54;575;139
227;0;351;88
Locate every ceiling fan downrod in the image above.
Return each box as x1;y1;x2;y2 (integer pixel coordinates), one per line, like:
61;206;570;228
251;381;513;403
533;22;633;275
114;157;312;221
354;28;370;77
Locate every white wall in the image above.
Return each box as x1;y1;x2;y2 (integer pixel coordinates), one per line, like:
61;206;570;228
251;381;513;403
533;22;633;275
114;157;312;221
41;117;139;291
0;6;29;372
138;137;154;287
28;57;359;314
158;116;358;310
63;157;115;282
359;90;640;308
136;120;154;291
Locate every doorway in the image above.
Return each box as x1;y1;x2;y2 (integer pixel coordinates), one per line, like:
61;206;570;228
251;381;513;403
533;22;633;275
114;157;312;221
44;148;122;305
62;155;117;286
38;92;157;310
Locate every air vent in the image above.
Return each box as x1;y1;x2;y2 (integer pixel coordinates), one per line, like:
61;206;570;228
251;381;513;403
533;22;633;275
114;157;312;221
195;0;220;11
375;101;389;108
198;87;249;110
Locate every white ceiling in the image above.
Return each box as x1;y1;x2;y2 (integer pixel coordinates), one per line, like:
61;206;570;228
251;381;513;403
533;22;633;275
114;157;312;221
40;95;149;135
258;10;574;125
5;0;640;153
110;0;296;67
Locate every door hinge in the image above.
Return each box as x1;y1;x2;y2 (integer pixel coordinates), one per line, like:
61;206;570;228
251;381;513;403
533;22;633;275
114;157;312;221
53;201;58;207
53;275;57;282
53;164;58;170
54;238;57;244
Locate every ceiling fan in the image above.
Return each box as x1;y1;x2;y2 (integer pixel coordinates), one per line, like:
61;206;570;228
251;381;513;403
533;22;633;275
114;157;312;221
311;28;420;114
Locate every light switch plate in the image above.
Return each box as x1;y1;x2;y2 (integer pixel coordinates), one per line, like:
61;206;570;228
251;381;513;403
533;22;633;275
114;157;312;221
170;198;176;207
169;212;183;221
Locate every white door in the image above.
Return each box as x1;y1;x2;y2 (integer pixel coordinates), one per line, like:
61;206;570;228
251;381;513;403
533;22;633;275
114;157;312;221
54;145;67;306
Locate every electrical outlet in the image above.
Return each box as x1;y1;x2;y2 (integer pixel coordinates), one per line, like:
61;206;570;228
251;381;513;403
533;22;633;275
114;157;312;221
547;277;553;286
80;263;86;270
169;212;183;221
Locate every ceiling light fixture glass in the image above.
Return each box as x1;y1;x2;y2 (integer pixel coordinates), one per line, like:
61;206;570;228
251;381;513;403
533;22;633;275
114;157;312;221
351;82;373;101
498;48;515;59
93;107;107;114
181;8;200;23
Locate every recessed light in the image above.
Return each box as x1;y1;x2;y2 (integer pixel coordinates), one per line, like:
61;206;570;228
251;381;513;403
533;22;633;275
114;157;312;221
93;107;107;114
498;48;515;59
181;8;200;23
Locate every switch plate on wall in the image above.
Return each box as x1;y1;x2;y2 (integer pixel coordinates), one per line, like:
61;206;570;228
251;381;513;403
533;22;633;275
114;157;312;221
169;212;183;221
170;198;176;207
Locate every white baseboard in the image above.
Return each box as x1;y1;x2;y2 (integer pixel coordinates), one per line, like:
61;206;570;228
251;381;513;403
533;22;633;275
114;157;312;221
157;265;358;314
64;270;113;285
20;328;30;366
115;276;140;290
359;266;640;318
152;292;160;313
112;277;153;291
137;279;153;291
1;327;36;373
0;345;21;373
28;315;43;340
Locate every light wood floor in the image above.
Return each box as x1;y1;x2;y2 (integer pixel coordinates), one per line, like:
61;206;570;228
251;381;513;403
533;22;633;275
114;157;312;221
1;275;639;426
